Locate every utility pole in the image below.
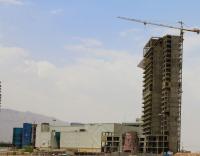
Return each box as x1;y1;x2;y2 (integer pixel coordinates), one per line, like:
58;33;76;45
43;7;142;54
0;81;1;112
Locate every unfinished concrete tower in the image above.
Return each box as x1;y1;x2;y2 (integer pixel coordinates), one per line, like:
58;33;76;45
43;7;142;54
139;35;182;153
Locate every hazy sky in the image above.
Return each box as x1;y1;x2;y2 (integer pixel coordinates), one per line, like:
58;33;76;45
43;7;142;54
0;0;200;151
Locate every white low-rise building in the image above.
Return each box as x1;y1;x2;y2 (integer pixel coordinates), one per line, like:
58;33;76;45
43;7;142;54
35;122;142;153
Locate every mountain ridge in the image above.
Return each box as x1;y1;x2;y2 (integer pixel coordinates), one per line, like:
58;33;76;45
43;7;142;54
0;108;68;143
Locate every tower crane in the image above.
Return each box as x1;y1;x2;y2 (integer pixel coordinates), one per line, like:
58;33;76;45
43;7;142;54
117;16;200;39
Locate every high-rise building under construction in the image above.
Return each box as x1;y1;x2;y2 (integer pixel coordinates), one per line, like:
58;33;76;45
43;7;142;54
138;35;182;153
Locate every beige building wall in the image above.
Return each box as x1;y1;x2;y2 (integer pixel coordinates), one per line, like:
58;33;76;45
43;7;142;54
35;124;51;148
35;123;141;152
60;124;114;152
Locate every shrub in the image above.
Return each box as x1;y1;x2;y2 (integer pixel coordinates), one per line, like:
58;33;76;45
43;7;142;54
23;146;34;153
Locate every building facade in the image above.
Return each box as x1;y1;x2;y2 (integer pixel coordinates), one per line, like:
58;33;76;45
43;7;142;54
139;35;182;153
12;123;36;148
35;122;141;153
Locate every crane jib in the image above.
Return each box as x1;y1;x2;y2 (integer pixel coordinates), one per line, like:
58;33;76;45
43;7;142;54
117;16;200;34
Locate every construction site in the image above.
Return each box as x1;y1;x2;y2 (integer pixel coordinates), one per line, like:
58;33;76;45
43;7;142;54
0;17;198;155
117;16;200;154
0;17;198;156
3;29;199;156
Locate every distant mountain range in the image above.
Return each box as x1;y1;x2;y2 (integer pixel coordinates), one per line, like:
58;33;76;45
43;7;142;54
0;109;68;143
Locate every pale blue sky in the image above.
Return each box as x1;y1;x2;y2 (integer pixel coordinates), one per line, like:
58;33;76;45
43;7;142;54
1;0;200;63
1;0;200;151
